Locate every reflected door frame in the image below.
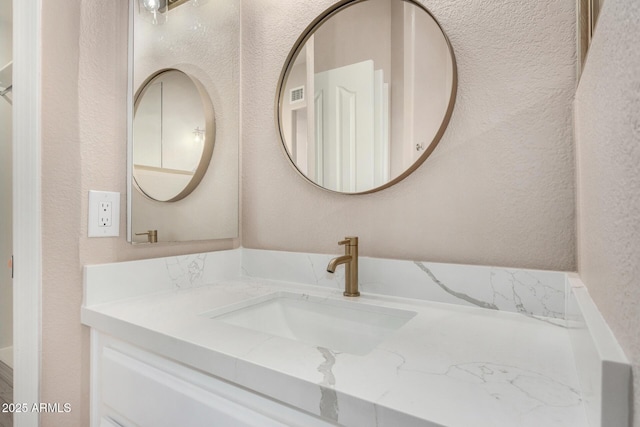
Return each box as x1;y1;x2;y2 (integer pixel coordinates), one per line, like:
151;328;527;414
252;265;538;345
13;0;42;425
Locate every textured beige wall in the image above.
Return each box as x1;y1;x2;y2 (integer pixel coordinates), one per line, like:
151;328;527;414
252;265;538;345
40;1;239;425
41;1;85;423
575;0;640;424
242;0;577;270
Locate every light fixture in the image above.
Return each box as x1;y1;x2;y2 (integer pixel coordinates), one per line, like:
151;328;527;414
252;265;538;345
193;127;205;145
169;0;192;8
139;0;168;25
138;0;194;25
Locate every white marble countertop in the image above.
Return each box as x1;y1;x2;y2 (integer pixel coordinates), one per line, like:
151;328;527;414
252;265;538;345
82;276;588;427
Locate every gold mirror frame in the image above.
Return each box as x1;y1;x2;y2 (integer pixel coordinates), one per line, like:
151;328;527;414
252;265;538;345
275;0;457;195
133;68;215;202
588;0;602;43
578;0;604;74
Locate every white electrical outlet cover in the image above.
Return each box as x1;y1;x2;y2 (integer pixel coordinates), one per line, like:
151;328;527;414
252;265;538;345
88;190;120;237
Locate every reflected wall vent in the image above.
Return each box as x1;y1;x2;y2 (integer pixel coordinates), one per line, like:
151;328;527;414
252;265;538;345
290;86;304;104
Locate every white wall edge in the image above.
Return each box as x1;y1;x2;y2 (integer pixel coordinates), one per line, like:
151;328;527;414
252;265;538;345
12;0;42;425
126;0;134;242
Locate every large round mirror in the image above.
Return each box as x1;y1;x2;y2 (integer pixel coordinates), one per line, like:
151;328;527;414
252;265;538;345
277;0;456;194
133;68;215;202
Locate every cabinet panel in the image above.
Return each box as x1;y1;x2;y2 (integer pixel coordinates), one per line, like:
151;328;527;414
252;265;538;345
102;347;285;427
92;333;336;427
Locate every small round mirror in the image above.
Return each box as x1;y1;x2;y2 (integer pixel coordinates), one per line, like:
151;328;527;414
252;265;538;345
133;69;215;202
277;0;456;194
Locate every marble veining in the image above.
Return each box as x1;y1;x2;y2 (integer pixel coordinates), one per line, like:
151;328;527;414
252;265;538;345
165;253;208;289
413;262;566;326
414;262;498;310
317;347;339;421
82;249;631;427
83;276;584;425
488;269;565;320
106;248;566;321
241;249;567;320
442;362;582;408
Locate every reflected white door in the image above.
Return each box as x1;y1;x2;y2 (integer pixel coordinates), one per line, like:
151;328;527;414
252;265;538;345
0;3;13;367
315;60;376;192
403;2;451;166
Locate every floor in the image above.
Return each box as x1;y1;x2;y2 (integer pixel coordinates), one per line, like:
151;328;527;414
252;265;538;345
0;359;11;427
0;348;11;371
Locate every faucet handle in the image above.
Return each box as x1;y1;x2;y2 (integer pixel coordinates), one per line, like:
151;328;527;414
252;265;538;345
338;236;358;246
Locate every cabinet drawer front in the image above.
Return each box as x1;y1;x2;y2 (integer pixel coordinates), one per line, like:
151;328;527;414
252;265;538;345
102;347;286;427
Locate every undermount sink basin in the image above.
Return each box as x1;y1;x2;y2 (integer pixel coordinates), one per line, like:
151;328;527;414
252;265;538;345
202;292;417;355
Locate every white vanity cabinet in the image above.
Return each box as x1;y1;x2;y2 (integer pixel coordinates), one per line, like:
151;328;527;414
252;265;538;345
90;331;336;427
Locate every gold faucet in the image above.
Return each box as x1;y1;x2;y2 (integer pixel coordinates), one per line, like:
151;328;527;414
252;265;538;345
327;236;359;297
135;229;158;243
